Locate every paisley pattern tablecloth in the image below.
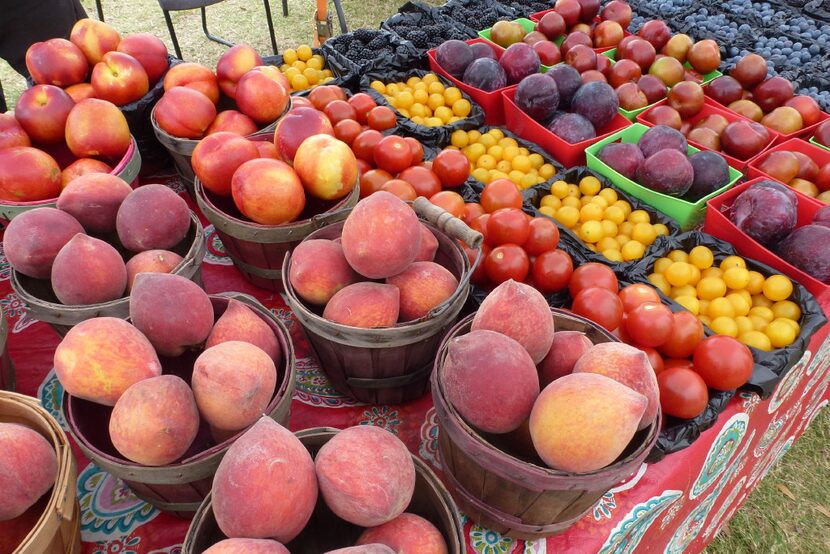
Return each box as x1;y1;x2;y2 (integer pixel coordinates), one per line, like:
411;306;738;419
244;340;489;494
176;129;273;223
4;177;829;554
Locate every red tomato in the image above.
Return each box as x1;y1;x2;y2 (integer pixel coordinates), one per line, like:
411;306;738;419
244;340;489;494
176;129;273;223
532;249;573;293
323;100;357;125
463;202;485;224
398;166;441;198
480;178;522;212
625;302;673;347
347;92;377;124
432;149;471;187
464;243;491;285
657;367;709;419
290;96;314;109
487;208;530;246
485;244;530;284
524;217;560;255
569;262;619;298
572;287;624;331
381;179;417;201
613;313;631;342
618;283;661;313
360;169;393;198
356;158;371;177
693;336;754;391
351;129;383;163
404;137;424;165
659;311;704;359
639;347;665;374
374;135;413;174
469;214;490;244
367;106;396;130
664;358;694;370
309;85;345;110
430;191;466;218
333;119;362;146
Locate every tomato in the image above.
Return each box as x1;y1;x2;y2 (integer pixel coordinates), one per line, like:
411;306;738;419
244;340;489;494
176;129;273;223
657;367;709;419
532;249;573;293
524;217;559;255
464;243;491;285
380;179;417;201
351;129;383;163
374;135;413;174
693;336;754;391
469;214;490;244
463;202;485;224
639;347;664;374
487;208;530;246
333;119;362;146
613;313;631;342
347;92;377;124
404;137;424;165
659;311;704;359
290;96;313;109
323;100;357;125
480;178;522;212
572;287;624;331
569;263;618;298
618;283;661;313
432;149;471;187
625;302;673;347
398;166;441;198
664;358;694;370
430;191;466;218
360;169;393;198
485;244;530;284
309;85;345;110
356;158;371;177
367;106;396;131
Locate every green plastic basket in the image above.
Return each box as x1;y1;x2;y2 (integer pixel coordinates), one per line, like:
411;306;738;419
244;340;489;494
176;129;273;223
809;136;830;152
585;123;743;230
478;18;560;72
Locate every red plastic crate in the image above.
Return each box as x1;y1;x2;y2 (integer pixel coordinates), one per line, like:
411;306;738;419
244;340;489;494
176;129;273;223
637;97;779;171
502;87;632;167
704;177;830;310
427;38;515;126
527;12;631;53
747;137;830;189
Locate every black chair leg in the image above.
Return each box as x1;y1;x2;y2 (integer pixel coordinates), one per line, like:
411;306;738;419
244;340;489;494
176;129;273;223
96;0;104;21
263;0;278;55
333;0;348;33
282;0;288;17
162;10;183;59
200;6;234;48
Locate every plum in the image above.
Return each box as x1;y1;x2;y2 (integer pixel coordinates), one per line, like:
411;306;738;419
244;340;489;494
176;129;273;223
687;151;730;200
499;43;541;85
547;64;582;108
777;225;830;283
515;74;559;124
637;149;693;196
730;180;797;246
548;113;596;144
814;205;830;228
471;42;497;60
598;142;643;179
638;125;687;158
571;81;619;130
436;40;474;78
463;58;507;92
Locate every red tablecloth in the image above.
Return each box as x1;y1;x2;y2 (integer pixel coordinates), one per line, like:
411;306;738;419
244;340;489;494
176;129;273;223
4;177;829;554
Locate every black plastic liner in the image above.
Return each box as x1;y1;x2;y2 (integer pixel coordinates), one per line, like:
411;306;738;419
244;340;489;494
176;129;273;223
381;1;478;53
321;29;425;79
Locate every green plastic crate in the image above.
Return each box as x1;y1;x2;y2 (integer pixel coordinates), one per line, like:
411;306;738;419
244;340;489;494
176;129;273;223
585;123;743;230
810;136;830;152
478;18;561;72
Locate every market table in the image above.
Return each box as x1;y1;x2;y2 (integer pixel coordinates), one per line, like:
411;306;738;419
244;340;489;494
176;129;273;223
4;176;829;554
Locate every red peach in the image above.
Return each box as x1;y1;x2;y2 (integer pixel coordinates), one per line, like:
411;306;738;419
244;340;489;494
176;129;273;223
293;134;358;201
231;158;306;224
0;146;62;201
116;33;169;85
91;51;150;106
192;132;259;196
69;18;121;65
386;261;458;321
0;113;31;150
65;98;131;159
14;85;75;145
163;62;220;104
125;250;183;292
216;45;264;99
57;172;132;233
25;38;88;87
289;239;359;306
154;86;217;139
206;110;258;136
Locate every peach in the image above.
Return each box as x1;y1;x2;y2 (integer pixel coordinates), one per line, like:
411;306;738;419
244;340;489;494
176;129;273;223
415;224;438;262
273;107;334;163
757;151;800;183
538;331;593;387
163;62;220;104
323;282;400;328
0;423;58;521
205;299;281;361
341;191;422;278
529;372;646;472
573;342;658;429
51;234;127;305
231;158;306;224
25;38;88;87
109;375;199;465
793;151;820;181
0;146;61;201
70;18;121;65
125;250;183;292
116;33;169;85
784;95;822;127
14;85;75;145
728;99;764;122
442;329;539;433
129;273;214;357
192;132;259;196
204;539;289;554
57;173;132;233
116;184;191;251
316;425;415;527
207;110;258;136
216;45;264;99
154;86;217;139
761;106;803;135
235;68;289;124
212;417;317;542
60;158;113;188
91;51;150;106
0;113;30;150
3;207;84;278
386;261;458;322
294;134;357;201
64;83;96;103
471;279;554;363
327;547;395;554
53;317;162;406
357;513;448;554
65;98;131;159
255;141;278;159
289;239;359;306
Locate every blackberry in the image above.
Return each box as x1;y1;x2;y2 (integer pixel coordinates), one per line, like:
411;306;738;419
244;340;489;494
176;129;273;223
354;29;376;43
367;36;387;49
408;30;429;49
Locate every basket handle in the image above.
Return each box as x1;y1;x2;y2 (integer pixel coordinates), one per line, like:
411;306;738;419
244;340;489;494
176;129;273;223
413;197;482;248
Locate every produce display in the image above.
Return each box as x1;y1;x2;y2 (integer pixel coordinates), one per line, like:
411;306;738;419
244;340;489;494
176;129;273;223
369;72;474;126
276;45;336;91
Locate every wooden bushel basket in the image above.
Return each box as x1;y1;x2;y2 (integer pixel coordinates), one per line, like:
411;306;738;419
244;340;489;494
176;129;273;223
283;197;483;405
63;293;296;518
11;212;206;338
432;309;661;540
181;426;466;553
0;391;80;554
0;305;15;391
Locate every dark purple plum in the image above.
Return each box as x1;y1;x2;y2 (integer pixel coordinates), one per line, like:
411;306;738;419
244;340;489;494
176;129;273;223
436;40;475;78
571;81;619;130
813;205;830;228
777;225;830;283
463;58;507;91
547;64;582;108
730;180;797;246
637;149;694;196
499;43;541;85
687;151;730;200
598;142;644;179
515;74;559;124
548;113;596;144
638;125;688;158
471;42;497;60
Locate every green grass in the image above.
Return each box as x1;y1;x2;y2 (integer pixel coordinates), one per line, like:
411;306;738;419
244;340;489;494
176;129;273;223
1;2;829;552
